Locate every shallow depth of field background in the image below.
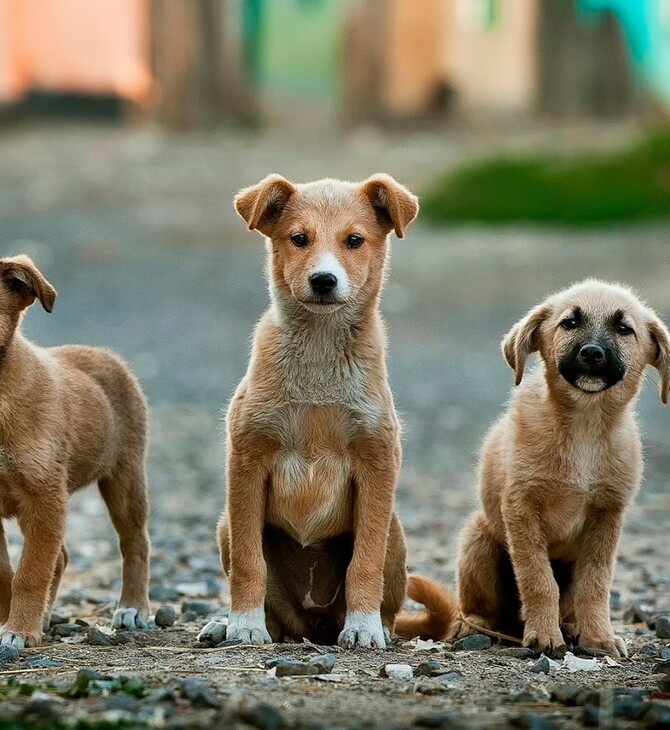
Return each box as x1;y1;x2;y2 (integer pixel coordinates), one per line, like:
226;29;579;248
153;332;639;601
0;0;669;624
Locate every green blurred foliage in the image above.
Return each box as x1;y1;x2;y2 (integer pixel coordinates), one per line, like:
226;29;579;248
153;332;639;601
422;128;670;226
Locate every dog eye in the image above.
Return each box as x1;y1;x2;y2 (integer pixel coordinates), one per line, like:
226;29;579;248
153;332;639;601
346;234;364;249
290;233;308;248
616;322;634;335
560;317;578;330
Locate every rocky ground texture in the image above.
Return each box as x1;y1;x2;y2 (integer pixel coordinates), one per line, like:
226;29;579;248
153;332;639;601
0;121;669;728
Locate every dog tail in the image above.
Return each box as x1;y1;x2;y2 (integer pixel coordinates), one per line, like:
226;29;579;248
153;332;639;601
394;574;458;640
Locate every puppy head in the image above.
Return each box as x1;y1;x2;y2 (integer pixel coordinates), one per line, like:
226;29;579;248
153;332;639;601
0;256;56;346
234;173;418;314
503;280;670;404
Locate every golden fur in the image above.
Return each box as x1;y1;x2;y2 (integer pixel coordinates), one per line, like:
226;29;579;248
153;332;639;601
397;280;670;657
0;256;150;648
198;174;418;648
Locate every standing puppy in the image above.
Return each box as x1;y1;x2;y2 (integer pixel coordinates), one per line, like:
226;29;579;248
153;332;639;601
199;174;418;648
0;256;151;647
397;280;670;657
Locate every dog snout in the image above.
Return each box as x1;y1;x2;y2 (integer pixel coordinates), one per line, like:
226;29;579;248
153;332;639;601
578;344;606;367
309;272;338;296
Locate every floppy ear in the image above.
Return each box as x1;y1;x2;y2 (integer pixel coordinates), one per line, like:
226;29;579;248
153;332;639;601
0;255;56;313
360;174;419;239
648;316;670;404
234;174;297;236
501;304;549;386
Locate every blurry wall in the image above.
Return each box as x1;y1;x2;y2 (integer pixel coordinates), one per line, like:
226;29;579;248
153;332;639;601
0;0;150;104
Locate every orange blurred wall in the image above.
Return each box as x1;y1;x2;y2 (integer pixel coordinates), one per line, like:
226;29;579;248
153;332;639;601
0;0;151;104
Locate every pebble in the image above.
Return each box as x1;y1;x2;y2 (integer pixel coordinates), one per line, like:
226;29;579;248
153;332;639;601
434;671;463;682
637;643;660;657
51;624;84;638
452;634;491;651
499;647;535;659
149;586;180;602
180;678;220;709
531;656;552;674
238;700;286;729
155;606;177;627
413;660;443;677
181;600;216;617
661;646;670;660
86;628;112;646
48;613;69;627
654;660;670;675
381;664;413;680
267;655;336;677
0;645;20;665
655;615;670;639
26;656;63;669
179;610;198;624
622;603;651;624
106;693;140;712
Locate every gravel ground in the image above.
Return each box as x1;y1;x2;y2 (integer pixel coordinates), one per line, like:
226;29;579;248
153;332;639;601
0;122;668;729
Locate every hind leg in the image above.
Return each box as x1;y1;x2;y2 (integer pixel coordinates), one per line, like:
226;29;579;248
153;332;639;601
42;545;68;631
0;521;13;625
98;463;151;630
452;512;506;640
381;513;407;645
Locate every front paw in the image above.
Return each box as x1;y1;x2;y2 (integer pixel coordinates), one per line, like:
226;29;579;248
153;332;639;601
578;632;627;658
338;611;387;649
0;629;41;649
523;624;566;658
112;607;148;630
224;608;272;645
450;614;491;641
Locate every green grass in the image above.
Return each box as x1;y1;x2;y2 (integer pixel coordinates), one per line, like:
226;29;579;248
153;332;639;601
421;129;670;226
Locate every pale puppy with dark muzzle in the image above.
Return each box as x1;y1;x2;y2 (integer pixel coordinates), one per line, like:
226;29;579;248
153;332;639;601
199;174;418;648
396;280;670;658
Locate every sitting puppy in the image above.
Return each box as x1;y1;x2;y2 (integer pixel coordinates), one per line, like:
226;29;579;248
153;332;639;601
397;280;670;657
199;174;418;648
0;256;151;647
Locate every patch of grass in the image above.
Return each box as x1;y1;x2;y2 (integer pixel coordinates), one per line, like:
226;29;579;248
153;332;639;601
421;128;670;226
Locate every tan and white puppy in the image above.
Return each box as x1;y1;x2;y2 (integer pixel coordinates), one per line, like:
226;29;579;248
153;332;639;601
397;280;670;657
0;256;151;647
199;174;418;648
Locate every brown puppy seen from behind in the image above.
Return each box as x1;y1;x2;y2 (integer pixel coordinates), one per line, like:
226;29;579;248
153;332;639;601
198;174;418;648
397;280;670;657
0;256;151;647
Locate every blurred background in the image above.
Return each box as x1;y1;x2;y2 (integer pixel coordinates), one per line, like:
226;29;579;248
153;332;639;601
0;0;668;611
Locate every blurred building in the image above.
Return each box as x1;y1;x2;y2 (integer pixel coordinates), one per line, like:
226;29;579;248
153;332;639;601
0;0;668;126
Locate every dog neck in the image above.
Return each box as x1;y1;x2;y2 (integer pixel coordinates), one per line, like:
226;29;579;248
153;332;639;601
269;290;384;405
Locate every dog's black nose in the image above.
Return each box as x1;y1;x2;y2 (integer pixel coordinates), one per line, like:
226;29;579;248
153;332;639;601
579;344;605;365
309;272;338;295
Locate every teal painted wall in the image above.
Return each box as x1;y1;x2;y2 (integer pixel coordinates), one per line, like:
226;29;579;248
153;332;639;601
579;0;670;105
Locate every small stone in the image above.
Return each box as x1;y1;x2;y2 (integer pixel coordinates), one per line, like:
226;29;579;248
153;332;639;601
661;646;670;660
267;655;336;677
180;678;220;709
381;664;413;680
155;606;176;627
532;656;551;674
149;586;179;602
657;675;670;693
452;634;491;651
179;610;198;624
0;645;20;665
26;656;63;669
238;700;286;729
499;647;535;659
107;693;140;712
549;684;592;706
638;643;660;657
434;671;463;682
181;600;215;617
414;660;443;677
48;613;69;627
51;623;84;638
653;660;670;675
86;628;112;646
216;639;243;648
655;615;670;639
74;619;90;627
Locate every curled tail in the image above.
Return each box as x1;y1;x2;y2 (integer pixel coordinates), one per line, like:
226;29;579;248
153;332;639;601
395;574;458;640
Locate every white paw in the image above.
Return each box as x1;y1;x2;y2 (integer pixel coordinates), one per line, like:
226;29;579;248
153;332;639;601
112;607;148;630
1;631;27;649
225;608;272;645
198;621;227;644
338;611;387;649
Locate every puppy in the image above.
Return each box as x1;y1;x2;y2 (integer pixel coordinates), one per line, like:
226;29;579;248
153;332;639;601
198;174;418;648
0;256;151;647
397;280;670;657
